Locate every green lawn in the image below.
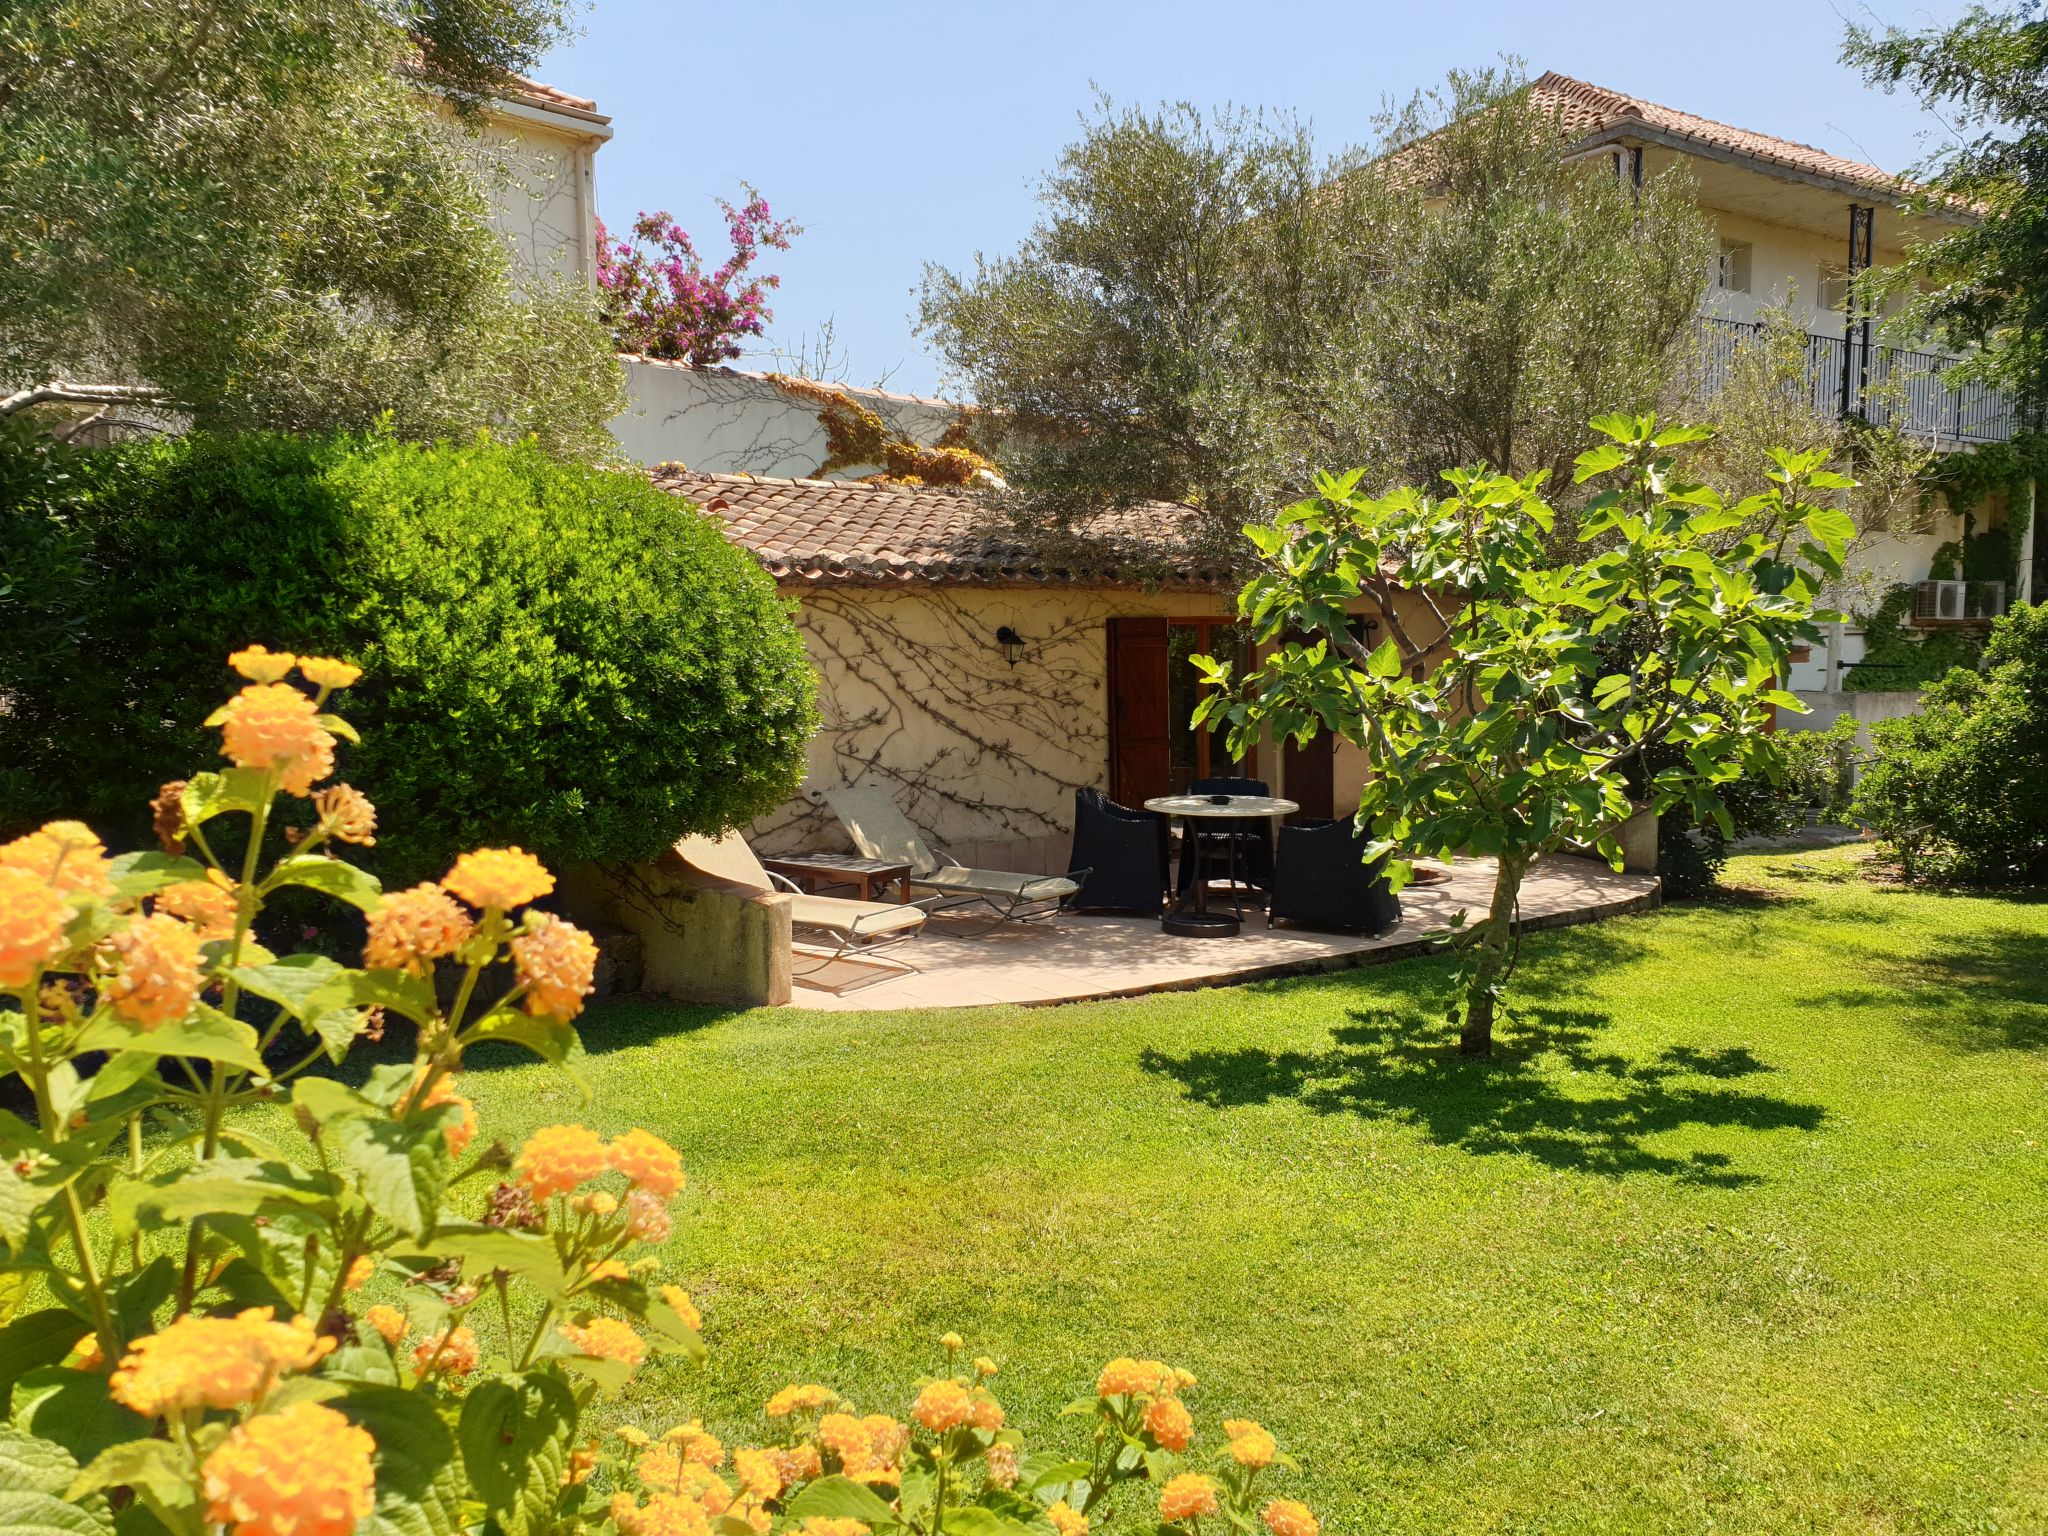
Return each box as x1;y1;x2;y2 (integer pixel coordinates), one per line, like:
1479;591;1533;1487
451;846;2048;1534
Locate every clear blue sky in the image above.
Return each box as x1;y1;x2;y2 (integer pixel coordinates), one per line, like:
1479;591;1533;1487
537;0;1961;398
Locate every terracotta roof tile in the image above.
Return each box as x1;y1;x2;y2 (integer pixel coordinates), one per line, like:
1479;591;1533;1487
1530;71;1904;199
651;469;1227;589
502;73;608;123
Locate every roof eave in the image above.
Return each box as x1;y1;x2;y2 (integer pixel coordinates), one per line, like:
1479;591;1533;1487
1566;122;1971;223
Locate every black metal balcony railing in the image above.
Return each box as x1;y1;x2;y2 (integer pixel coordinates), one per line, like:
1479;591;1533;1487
1693;317;2021;445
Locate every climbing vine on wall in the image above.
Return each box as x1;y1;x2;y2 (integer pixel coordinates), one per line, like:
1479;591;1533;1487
1847;582;1987;691
1923;430;2046;589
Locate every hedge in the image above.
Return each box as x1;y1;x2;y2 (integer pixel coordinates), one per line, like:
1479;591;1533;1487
0;427;818;881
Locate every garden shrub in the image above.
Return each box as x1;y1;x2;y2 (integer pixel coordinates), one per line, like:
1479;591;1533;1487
1853;602;2048;884
0;651;1322;1536
1645;717;1860;899
0;429;818;880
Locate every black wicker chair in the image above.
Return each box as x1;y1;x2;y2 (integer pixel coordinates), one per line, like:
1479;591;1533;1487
1174;776;1275;902
1064;789;1170;914
1267;819;1402;935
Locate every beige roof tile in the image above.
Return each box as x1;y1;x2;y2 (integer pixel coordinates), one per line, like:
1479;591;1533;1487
651;469;1228;589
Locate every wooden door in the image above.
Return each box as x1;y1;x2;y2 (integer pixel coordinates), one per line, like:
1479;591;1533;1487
1281;730;1334;821
1106;616;1170;807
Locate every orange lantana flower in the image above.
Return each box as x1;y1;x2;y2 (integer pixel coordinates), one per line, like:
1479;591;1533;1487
1159;1473;1221;1524
513;1123;608;1200
154;877;237;941
219;683;336;796
363;882;473;975
1048;1502;1089;1536
732;1448;782;1500
612;1493;713;1536
1096;1356;1181;1399
513;912;599;1021
227;645;297;683
104;913;203;1029
910;1379;974;1433
297;656;363;690
765;1383;837;1419
202;1400;375;1536
560;1316;646;1371
110;1308;334;1417
1262;1500;1319;1536
0;820;114;899
608;1126;684;1198
410;1324;479;1377
1144;1396;1193;1451
1223;1417;1277;1467
444;847;554;911
313;784;377;846
363;1306;407;1345
658;1286;702;1331
0;866;71;986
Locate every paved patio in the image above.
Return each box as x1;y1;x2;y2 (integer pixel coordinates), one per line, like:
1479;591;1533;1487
788;854;1659;1010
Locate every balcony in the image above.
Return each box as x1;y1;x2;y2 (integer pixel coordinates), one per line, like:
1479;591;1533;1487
1694;317;2022;446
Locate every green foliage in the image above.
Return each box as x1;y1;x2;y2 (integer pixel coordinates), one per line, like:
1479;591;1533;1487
1652;716;1860;898
1852;601;2048;884
1843;7;2048;412
0;431;818;879
916;69;1712;567
1201;416;1850;1050
0;0;621;458
1845;583;1986;692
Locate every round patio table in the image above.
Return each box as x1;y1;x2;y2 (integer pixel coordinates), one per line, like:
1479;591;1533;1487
1144;794;1298;938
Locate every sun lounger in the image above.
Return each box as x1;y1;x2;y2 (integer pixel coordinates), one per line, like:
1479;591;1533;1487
672;833;925;972
822;788;1080;931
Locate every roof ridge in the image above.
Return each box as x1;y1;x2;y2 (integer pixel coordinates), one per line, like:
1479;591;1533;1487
1530;67;1887;180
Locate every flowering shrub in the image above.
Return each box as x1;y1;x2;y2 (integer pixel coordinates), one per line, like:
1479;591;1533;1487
0;652;1319;1536
598;191;800;365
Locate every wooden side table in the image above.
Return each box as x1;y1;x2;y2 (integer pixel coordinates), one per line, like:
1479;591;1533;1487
759;853;915;904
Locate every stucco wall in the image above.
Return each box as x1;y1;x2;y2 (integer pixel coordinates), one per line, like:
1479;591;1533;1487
614;362;964;476
748;585;1448;874
479;111;600;285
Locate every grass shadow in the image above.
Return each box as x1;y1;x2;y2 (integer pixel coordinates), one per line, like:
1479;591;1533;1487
1142;1003;1822;1187
1802;924;2048;1053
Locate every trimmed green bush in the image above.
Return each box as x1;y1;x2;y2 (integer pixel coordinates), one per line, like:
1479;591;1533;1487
0;428;817;881
1853;602;2048;885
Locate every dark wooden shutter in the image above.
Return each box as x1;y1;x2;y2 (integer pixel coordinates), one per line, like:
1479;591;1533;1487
1106;617;1170;807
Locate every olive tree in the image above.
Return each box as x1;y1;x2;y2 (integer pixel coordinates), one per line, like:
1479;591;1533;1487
0;0;623;458
1196;416;1854;1054
916;70;1712;572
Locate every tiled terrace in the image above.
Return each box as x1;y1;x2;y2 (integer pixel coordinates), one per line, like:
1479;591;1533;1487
789;854;1659;1011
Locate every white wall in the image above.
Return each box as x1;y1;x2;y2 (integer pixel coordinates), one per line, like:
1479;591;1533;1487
614;361;968;477
471;102;605;287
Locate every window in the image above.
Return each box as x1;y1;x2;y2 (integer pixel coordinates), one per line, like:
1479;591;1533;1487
1715;239;1752;295
1818;262;1853;313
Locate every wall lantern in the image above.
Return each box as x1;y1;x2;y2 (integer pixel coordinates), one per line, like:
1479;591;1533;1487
994;625;1027;667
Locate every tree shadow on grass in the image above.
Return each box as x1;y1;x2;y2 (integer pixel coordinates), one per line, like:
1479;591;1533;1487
1801;925;2048;1053
1141;1004;1822;1188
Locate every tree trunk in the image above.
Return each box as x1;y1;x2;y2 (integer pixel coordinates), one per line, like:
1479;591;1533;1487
1458;856;1527;1056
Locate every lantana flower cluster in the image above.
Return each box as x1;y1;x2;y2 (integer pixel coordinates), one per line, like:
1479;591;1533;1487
2;648;1322;1536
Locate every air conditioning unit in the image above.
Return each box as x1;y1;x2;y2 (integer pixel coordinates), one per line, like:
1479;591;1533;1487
1914;580;1966;621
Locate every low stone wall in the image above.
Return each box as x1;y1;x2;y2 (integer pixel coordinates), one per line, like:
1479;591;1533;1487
562;854;792;1008
1787;688;1923;781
